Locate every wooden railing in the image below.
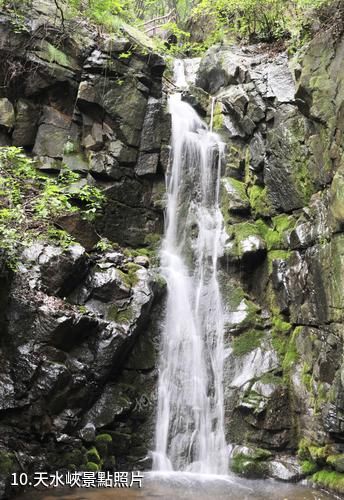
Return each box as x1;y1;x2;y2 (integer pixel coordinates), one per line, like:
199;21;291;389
141;9;177;36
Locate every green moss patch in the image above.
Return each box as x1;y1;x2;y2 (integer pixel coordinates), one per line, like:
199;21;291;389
0;451;14;475
282;326;301;371
248;185;272;217
327;454;344;473
231;452;269;478
232;329;264;356
96;433;113;443
301;460;318;475
107;304;135;324
119;263;141;288
312;470;344;494
86;447;101;464
85;461;99;472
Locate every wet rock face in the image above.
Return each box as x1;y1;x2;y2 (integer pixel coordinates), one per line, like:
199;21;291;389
2;1;344;494
0;3;168;496
0;242;165;495
0;6;168;249
194;33;344;481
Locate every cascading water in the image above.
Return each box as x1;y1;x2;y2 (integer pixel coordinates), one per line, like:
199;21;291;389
153;60;228;475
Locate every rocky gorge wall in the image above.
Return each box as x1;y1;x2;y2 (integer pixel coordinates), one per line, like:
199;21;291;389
0;1;169;497
1;0;344;497
187;25;344;492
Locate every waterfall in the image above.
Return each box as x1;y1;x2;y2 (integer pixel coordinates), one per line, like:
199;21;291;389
153;60;228;475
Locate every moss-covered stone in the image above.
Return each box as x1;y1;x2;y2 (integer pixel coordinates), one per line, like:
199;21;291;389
282;326;301;371
231;452;269;478
86;446;101;464
301;460;318;475
270;316;292;360
212;101;224;131
312;470;344;494
259;373;284;386
85;461;99;472
107;304;135;324
248;185;272;217
96;433;113;443
36;40;79;70
62;449;85;468
0;451;14;475
327;454;344;473
221;177;250;216
232;329;265;356
225;221;266;260
225;144;248;178
118;263;141;288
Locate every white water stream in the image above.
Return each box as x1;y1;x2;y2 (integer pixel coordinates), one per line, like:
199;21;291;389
153;60;228;475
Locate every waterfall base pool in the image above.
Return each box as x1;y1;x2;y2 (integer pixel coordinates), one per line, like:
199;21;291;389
14;472;337;500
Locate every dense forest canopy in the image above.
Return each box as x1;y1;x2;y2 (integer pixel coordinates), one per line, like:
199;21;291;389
0;0;339;54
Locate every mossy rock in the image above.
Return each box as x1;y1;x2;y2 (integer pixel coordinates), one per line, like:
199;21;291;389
0;451;14;475
61;449;86;468
232;329;265;356
248;185;273;217
308;444;333;464
327;454;344;473
86;446;101;464
231;453;268;478
282;326;301;372
118;263;141;288
96;433;113;443
301;460;318;476
106;304;135;324
329;171;344;223
221;177;250;216
85;461;99;472
267;250;291;274
36;40;79;70
259;373;284;386
211;101;225;131
226;222;266;260
312;470;344;494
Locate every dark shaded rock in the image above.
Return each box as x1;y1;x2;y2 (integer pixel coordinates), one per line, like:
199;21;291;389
33;106;72;158
0;98;14;129
56;213;100;251
12;99;39;146
83;384;133;428
139;97;163;153
196;46;244;94
21;243;88;297
135;152;159;176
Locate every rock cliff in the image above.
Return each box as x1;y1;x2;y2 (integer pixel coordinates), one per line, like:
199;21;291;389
1;0;344;497
189;26;344;491
0;1;168;497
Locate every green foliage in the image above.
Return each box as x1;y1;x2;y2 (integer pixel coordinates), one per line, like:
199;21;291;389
192;0;329;46
95;238;114;252
66;0;133;31
47;228;76;249
119;262;141;288
76;184;105;222
0;147;104;267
